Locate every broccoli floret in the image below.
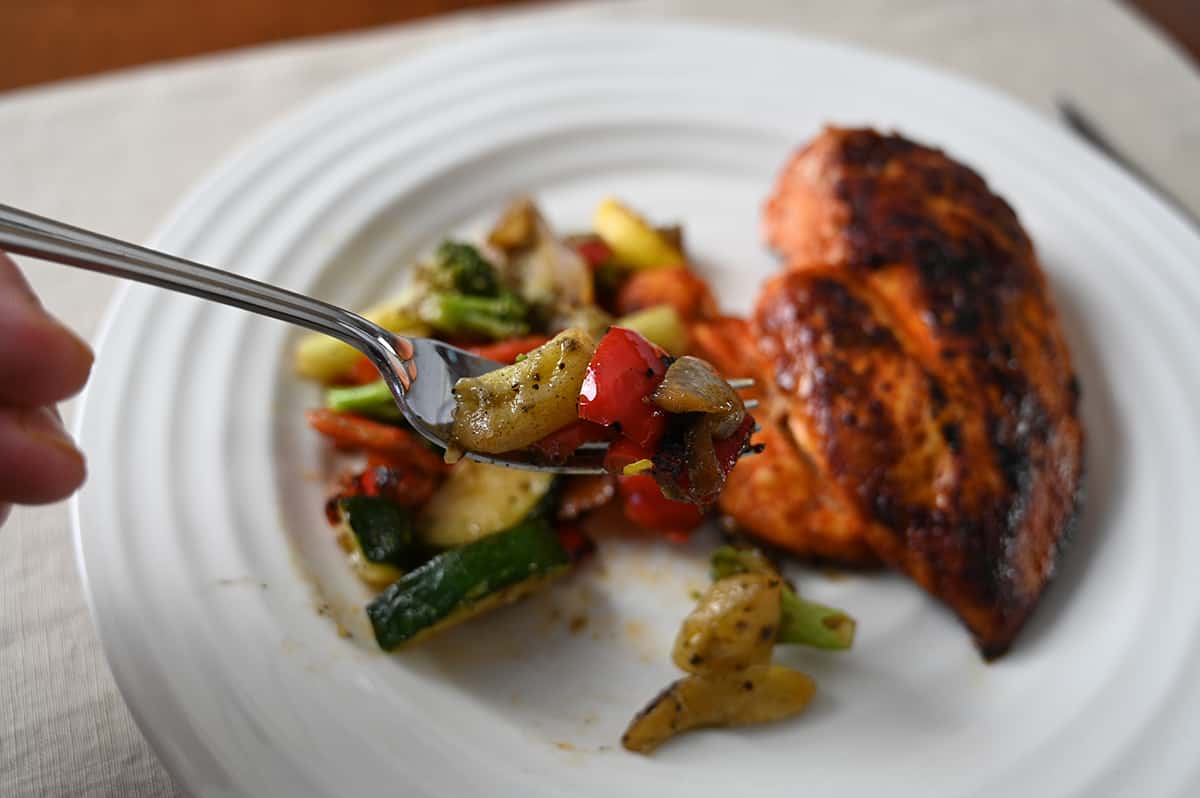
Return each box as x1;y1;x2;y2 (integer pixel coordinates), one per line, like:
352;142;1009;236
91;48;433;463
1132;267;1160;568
432;241;501;296
418;291;530;340
416;241;532;339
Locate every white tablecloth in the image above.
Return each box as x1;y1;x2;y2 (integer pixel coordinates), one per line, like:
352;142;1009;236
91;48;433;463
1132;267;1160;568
2;1;1198;795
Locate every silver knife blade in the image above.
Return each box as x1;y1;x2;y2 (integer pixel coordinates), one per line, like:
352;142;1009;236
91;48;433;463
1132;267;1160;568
1056;98;1200;231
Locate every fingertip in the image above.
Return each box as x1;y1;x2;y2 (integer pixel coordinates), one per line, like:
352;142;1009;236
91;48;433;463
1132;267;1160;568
52;318;95;392
0;406;88;504
0;253;41;307
0;297;95;405
28;422;88;493
37;315;95;392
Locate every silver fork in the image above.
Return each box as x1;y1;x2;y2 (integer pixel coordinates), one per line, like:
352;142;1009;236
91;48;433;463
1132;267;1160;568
0;203;755;474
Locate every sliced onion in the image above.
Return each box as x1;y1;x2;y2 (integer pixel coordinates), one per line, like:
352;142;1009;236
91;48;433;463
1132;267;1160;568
492;198;595;313
550;304;613;340
683;417;724;505
652;356;746;438
649;356;751;506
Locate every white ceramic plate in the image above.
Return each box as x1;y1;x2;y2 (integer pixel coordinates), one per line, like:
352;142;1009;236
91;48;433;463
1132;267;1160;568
73;22;1200;798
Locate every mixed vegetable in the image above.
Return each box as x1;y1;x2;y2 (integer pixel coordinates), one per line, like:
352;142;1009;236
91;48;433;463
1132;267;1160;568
622;545;855;753
295;197;855;753
446;323;753;504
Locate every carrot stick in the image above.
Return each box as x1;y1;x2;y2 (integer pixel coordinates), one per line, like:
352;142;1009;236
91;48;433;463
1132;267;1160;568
305;409;448;473
466;334;551;365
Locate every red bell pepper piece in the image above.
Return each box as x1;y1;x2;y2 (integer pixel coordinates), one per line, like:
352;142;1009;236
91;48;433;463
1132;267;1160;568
571;237;614;270
714;415;755;480
617;474;704;533
651;414;756;505
323;452;442;523
345;457;441;507
347;355;382;386
556;524;596;563
602;437;655;474
530;420;614;464
578;327;669;449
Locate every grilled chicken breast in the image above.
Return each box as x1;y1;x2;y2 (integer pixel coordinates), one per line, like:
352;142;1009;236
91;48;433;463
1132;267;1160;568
731;127;1084;657
692;316;881;565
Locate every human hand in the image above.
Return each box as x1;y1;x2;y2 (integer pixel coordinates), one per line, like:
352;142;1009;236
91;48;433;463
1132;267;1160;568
0;253;93;526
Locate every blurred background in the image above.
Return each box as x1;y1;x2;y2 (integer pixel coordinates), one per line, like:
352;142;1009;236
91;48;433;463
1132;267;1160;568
2;0;1196;92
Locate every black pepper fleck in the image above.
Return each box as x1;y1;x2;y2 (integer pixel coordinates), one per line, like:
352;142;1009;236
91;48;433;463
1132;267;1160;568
941;421;962;453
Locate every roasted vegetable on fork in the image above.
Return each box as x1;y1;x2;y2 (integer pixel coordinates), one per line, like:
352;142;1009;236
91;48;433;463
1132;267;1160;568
449;329;596;455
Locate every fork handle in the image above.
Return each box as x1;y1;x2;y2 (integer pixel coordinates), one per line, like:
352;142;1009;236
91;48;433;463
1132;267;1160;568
0;203;398;359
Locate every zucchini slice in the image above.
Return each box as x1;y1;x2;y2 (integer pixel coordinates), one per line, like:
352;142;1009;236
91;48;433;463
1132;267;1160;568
367;518;570;650
614;304;689;356
418;460;556;548
448;328;595;455
622;666;816;754
337;496;423;588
